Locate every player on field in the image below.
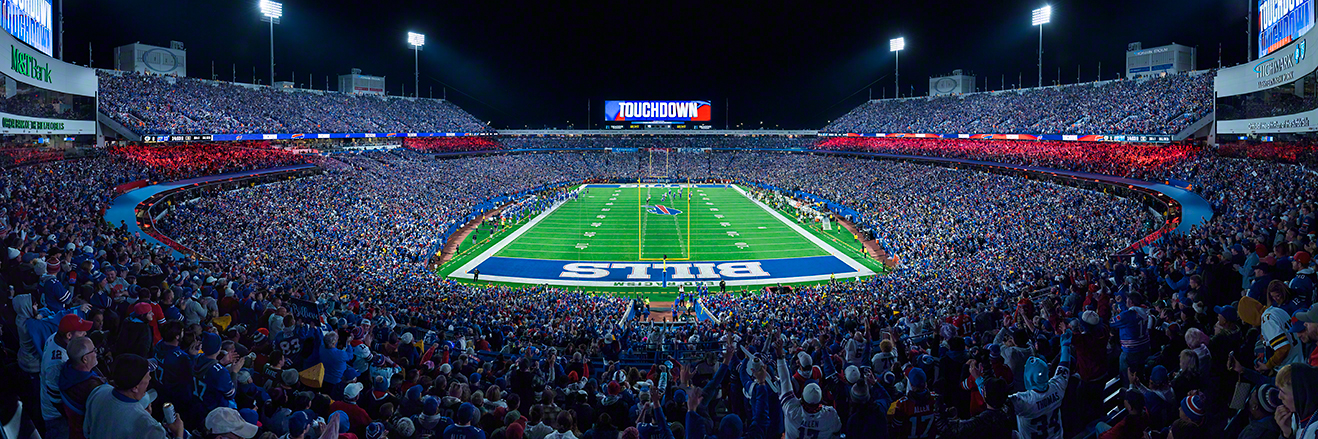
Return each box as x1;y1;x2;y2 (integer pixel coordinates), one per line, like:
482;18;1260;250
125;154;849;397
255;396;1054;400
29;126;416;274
777;342;841;439
1007;330;1074;439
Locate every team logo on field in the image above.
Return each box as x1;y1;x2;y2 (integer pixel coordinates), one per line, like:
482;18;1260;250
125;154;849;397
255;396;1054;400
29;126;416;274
646;205;682;216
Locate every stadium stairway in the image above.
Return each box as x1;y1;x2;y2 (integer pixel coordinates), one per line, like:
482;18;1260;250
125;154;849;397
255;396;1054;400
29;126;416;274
97;111;143;142
1175;110;1215;141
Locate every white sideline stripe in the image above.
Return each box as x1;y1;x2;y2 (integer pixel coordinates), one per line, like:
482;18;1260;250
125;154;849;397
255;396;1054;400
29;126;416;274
731;184;874;277
450;188;575;280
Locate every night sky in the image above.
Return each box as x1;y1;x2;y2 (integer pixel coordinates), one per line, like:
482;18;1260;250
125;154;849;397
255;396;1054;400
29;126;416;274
67;0;1251;129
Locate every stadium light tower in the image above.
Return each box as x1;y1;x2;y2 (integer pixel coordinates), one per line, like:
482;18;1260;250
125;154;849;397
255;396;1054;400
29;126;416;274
259;0;283;86
408;32;425;98
1032;5;1051;88
890;38;905;98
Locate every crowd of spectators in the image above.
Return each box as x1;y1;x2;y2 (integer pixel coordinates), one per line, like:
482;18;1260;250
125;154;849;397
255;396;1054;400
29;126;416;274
1217;141;1318;167
97;71;493;136
816;137;1202;181
402;138;502;153
3;133;1318;439
108;142;317;183
823;72;1215;135
0;144;66;168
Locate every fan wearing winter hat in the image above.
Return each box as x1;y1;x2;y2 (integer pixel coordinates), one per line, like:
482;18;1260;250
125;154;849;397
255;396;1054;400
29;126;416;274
890;367;938;438
1005;328;1075;439
1068;310;1109;383
443;402;485;439
773;341;841;439
1239;384;1282;439
412;396;453;437
790;350;822;397
839;365;893;439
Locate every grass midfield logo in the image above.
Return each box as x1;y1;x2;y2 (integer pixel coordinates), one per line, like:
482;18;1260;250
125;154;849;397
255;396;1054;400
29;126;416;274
646;205;682;216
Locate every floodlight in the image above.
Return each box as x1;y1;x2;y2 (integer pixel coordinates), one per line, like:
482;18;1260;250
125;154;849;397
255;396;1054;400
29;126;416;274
1032;5;1051;26
260;0;283;22
889;37;905;52
408;32;426;47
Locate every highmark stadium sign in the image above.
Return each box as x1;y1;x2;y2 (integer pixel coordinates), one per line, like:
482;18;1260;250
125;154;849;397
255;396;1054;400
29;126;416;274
1255;39;1307;88
605;100;712;122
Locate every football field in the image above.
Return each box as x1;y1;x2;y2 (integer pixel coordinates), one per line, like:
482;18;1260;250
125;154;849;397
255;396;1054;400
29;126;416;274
499;185;829;261
445;184;878;289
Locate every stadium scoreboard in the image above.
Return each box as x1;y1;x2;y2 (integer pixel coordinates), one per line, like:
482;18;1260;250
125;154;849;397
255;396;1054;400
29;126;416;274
604;100;714;130
1261;0;1315;59
0;0;50;57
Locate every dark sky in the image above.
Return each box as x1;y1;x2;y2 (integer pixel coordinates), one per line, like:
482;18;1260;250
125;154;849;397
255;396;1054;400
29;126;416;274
66;0;1250;129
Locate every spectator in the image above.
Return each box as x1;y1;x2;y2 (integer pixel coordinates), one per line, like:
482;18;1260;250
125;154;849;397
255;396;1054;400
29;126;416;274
444;402;486;439
82;354;186;439
43;313;93;439
204;407;259;439
1099;391;1149;439
1239;384;1282;439
58;336;104;439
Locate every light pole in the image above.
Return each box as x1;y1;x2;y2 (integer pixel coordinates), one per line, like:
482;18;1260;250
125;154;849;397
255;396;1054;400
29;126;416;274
890;37;905;98
408;32;425;98
259;0;283;87
1032;5;1051;88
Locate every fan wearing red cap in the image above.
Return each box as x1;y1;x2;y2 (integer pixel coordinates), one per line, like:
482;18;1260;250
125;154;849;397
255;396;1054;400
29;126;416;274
40;314;93;430
1293;252;1316;300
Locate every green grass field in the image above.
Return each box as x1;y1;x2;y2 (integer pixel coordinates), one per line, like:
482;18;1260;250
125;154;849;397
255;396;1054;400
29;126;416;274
437;184;887;299
495;185;829;261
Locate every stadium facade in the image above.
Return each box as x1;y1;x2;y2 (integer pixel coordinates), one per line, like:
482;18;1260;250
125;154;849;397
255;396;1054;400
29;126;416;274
1215;7;1318;139
0;22;96;136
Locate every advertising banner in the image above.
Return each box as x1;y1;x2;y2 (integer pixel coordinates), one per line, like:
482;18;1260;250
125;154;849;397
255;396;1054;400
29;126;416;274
0;112;94;134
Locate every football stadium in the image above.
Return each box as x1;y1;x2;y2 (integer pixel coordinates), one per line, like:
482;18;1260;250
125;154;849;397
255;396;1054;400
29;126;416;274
5;1;1318;439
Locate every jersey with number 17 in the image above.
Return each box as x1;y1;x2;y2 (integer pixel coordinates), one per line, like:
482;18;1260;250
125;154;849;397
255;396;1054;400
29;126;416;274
781;392;842;439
